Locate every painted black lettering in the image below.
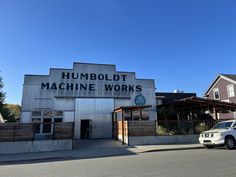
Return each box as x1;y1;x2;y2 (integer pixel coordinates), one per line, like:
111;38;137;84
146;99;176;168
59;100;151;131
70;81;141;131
105;84;113;91
121;85;128;91
128;85;134;91
90;73;96;80
105;74;112;81
113;75;120;81
59;83;65;90
41;82;50;90
80;84;87;91
75;83;78;90
89;84;95;91
62;72;70;79
51;83;57;90
136;85;142;92
121;75;127;81
80;73;88;80
72;73;79;79
114;85;121;91
66;83;73;90
98;74;105;80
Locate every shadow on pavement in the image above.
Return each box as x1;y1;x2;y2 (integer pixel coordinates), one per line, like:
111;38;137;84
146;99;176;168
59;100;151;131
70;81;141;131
0;139;137;166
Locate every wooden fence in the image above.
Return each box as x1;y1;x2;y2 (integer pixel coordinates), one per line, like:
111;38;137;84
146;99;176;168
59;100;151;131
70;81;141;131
0;123;34;142
53;122;74;139
116;119;217;141
128;121;156;136
0;122;74;142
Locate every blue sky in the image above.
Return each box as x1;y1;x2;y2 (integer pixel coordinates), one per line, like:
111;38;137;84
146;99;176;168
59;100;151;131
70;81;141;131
0;0;236;104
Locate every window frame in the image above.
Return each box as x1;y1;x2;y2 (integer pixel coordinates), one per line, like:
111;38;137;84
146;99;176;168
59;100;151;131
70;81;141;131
213;88;220;100
31;110;63;135
227;84;235;98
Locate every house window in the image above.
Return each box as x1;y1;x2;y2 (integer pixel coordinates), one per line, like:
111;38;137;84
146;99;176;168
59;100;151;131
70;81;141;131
31;111;63;134
234;112;236;119
213;88;220;100
227;84;235;98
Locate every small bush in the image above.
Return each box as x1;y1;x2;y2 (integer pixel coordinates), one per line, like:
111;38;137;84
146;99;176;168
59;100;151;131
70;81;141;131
195;122;209;133
156;125;168;135
156;125;175;135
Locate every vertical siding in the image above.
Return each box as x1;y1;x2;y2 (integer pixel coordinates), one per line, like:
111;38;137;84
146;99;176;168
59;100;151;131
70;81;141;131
208;77;236;119
74;98;114;139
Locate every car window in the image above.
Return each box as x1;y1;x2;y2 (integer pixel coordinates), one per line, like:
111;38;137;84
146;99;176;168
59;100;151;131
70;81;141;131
212;121;233;129
232;122;236;128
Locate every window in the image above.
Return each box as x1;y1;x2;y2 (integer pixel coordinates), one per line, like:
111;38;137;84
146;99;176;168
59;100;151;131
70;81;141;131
213;88;220;100
31;111;63;134
227;84;235;98
32;118;41;133
234;112;236;119
124;110;132;121
43;118;52;133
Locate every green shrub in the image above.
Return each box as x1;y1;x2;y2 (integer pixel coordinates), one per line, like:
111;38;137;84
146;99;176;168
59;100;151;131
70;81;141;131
156;125;168;135
195;122;209;133
156;125;176;135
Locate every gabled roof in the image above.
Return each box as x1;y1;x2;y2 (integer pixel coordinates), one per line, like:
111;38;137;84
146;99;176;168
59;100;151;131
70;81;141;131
221;74;236;82
204;74;236;96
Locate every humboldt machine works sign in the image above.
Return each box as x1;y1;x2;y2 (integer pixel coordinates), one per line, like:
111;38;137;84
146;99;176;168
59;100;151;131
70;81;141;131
40;71;143;97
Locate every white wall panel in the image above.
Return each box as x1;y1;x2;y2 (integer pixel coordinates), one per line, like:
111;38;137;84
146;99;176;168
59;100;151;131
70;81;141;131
75;98;114;139
64;111;75;122
20;112;31;123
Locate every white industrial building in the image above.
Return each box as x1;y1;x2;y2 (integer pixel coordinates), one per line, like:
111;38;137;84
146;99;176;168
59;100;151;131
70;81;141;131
21;62;156;140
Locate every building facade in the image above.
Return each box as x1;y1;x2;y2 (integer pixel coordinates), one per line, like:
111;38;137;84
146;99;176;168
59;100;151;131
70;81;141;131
204;74;236;119
21;62;156;139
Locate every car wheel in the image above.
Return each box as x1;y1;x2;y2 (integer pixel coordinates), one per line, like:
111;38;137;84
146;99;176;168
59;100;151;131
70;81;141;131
204;145;214;149
225;137;236;150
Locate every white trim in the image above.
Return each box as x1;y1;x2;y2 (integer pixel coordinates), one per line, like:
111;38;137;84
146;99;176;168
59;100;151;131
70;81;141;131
221;75;236;85
213;88;220;100
234;112;236;119
222;99;230;102
204;74;236;96
227;84;235;98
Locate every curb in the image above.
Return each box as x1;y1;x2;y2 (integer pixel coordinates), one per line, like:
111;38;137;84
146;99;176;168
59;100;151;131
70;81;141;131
139;146;204;153
0;157;74;165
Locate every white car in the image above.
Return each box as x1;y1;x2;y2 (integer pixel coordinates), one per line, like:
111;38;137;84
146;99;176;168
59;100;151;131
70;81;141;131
199;120;236;149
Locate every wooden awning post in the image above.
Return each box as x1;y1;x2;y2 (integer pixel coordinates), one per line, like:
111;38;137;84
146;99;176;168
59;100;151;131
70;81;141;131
140;108;143;120
122;110;125;145
189;111;194;133
131;110;133;120
213;107;218;120
177;112;181;132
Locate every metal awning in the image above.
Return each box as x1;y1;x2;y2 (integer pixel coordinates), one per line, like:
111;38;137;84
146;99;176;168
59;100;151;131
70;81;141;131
157;96;236;113
114;105;152;112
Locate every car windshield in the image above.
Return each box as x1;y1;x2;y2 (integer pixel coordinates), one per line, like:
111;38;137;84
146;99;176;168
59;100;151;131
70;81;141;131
211;121;234;130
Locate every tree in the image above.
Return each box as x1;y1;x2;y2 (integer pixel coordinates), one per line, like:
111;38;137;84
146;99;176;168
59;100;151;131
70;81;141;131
6;104;21;120
0;74;6;114
0;73;20;122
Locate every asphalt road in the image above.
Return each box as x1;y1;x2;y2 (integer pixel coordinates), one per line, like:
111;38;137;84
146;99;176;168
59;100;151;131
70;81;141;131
1;148;236;177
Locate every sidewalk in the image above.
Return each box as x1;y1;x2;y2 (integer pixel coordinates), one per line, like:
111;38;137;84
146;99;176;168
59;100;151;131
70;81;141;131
0;140;203;165
130;144;203;153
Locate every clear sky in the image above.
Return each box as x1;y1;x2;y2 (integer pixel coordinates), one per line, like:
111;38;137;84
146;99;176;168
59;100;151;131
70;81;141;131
0;0;236;105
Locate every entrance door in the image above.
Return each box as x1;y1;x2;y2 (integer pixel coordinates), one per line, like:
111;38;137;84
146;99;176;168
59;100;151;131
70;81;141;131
75;98;114;139
80;119;92;139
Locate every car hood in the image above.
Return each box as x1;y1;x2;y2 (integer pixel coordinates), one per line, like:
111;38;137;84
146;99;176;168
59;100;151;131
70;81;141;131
202;129;229;134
